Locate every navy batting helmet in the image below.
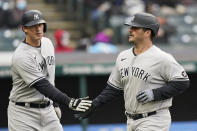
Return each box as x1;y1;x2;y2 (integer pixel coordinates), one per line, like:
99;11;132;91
21;10;47;32
124;12;160;36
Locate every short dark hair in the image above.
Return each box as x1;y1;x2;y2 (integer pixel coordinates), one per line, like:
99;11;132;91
143;28;155;40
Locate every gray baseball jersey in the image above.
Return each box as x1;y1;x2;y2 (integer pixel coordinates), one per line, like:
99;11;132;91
107;45;189;114
9;37;55;103
8;37;63;131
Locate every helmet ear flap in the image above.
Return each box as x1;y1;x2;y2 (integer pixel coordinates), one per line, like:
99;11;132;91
43;23;47;33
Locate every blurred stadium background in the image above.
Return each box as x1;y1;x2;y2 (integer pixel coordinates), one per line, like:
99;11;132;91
0;0;197;131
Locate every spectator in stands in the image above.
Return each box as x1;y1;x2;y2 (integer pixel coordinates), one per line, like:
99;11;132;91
54;29;74;53
88;28;117;53
154;17;176;44
0;2;6;28
145;0;186;15
145;1;177;44
84;0;124;32
0;0;12;28
93;28;113;44
75;30;92;51
183;0;197;5
122;0;145;16
90;1;112;31
7;0;27;29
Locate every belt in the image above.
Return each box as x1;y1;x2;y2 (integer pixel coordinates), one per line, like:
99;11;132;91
14;101;50;108
126;111;156;120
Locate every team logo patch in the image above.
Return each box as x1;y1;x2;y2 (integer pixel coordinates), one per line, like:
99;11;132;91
34;14;39;20
125;16;135;24
130;16;135;22
181;71;188;77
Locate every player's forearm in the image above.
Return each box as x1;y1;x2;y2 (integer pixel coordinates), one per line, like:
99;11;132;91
152;80;190;101
31;78;71;105
53;102;60;107
93;84;123;108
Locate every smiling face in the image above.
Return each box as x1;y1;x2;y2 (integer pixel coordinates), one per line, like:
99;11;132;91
23;23;44;46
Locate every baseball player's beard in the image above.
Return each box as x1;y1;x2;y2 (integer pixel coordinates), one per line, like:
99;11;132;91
129;35;145;45
129;35;135;44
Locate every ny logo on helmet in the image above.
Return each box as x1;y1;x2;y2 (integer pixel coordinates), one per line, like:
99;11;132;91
125;16;135;24
34;14;39;20
130;16;135;22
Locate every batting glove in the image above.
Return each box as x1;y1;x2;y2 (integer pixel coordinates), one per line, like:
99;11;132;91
69;96;92;112
74;104;96;120
136;89;154;104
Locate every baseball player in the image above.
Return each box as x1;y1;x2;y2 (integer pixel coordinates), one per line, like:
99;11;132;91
7;10;92;131
74;12;190;131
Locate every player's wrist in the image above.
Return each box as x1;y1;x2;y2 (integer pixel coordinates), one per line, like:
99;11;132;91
92;99;102;108
91;102;97;109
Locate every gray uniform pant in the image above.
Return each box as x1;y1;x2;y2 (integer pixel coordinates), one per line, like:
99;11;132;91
8;101;63;131
127;108;171;131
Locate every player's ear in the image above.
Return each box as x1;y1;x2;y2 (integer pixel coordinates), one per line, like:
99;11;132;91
22;26;27;33
144;29;152;39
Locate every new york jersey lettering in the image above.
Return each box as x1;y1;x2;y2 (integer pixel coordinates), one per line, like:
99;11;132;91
120;66;151;82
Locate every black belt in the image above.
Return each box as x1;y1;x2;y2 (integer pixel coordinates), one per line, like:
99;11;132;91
15;101;50;108
126;111;156;120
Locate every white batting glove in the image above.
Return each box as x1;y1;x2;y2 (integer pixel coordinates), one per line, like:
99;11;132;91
136;89;154;104
69;97;92;112
54;107;62;120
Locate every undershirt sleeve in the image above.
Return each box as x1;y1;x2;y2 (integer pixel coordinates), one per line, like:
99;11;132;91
93;83;123;108
31;78;71;105
153;80;190;101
